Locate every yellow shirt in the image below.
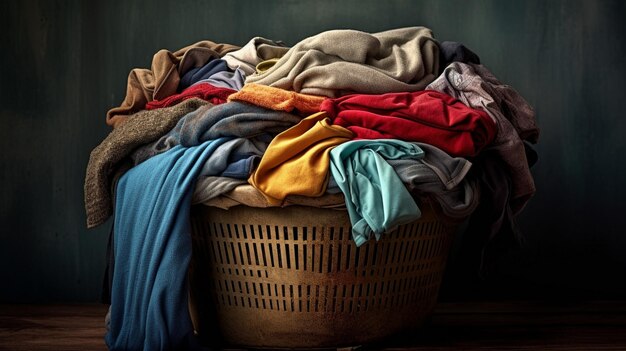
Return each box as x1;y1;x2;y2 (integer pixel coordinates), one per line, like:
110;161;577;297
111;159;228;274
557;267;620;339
249;111;353;204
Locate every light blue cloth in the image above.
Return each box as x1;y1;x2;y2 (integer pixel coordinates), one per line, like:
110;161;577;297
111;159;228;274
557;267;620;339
106;139;229;351
329;139;424;246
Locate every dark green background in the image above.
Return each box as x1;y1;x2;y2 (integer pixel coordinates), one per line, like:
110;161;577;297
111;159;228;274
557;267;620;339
1;0;625;302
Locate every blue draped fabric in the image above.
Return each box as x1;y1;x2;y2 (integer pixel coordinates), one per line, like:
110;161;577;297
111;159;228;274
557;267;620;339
106;138;229;351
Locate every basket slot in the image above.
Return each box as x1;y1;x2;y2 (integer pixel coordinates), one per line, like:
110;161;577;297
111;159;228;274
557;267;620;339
244;242;252;266
236;241;245;266
229;242;238;265
276;243;283;269
251;242;259;266
274;225;281;240
267;243;275;268
303;244;308;271
344;243;351;270
362;244;369;268
284;243;291;269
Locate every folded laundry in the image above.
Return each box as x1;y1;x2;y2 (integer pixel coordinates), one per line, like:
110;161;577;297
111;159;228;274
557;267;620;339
245;27;439;97
106;40;239;128
321;90;497;157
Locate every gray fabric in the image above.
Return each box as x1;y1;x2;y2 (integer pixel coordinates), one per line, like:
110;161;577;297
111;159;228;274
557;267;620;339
131;102;301;164
177;101;302;143
84;98;209;228
415;142;473;190
200;184;346;210
245;27;439;97
197;137;269;177
426;62;539;214
389;159;478;219
387;142;477;219
191;67;246;90
192;176;247;204
222;37;289;76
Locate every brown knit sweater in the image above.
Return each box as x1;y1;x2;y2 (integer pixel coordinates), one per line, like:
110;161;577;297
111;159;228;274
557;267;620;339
85;98;209;228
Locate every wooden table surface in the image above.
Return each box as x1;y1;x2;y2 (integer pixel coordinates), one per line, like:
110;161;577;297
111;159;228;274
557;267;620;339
1;301;625;350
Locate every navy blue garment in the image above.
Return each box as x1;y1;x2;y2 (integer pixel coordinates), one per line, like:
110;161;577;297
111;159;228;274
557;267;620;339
106;138;229;351
179;59;230;91
439;41;480;71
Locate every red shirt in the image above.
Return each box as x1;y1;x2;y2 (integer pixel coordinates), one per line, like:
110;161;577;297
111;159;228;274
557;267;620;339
145;83;235;110
321;90;497;157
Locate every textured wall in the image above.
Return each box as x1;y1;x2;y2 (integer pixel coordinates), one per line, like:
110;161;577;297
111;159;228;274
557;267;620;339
1;0;625;302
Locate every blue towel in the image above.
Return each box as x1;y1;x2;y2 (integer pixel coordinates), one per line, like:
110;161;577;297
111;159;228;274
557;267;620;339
106;138;229;351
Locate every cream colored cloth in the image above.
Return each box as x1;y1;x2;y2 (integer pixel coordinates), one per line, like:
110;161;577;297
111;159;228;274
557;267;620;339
221;37;289;76
245;27;439;97
249;112;353;204
106;40;238;128
201;185;346;210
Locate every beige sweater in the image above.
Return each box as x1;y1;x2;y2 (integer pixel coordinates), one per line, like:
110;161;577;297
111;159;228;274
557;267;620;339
245;27;439;97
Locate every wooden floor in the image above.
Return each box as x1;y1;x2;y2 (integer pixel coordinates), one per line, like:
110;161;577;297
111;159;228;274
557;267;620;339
1;301;625;350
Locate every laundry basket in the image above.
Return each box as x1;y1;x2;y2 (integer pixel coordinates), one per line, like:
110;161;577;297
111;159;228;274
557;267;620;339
188;200;457;349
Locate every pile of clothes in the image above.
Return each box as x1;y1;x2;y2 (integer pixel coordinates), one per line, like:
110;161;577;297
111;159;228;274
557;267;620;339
84;26;539;350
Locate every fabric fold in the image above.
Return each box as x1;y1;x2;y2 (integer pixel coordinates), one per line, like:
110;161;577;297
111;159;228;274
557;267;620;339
85;98;209;228
145;83;235;110
191;67;246;90
245;27;439;97
249;112;353;204
222;37;289;75
106;40;239;127
228;83;324;115
106;138;230;351
322;90;497;157
329;139;424;246
178;59;230;90
388;142;478;220
438;41;481;71
426;62;539;213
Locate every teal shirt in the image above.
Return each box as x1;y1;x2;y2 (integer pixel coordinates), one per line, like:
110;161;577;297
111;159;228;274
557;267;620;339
329;139;424;246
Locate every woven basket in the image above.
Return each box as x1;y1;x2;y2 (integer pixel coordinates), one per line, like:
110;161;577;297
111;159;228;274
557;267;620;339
188;202;456;349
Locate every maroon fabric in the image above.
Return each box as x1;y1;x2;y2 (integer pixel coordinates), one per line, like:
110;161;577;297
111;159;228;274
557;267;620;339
145;83;235;110
320;90;497;157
